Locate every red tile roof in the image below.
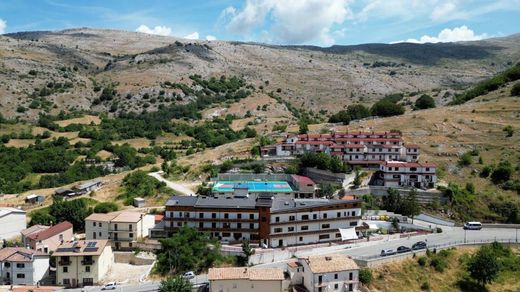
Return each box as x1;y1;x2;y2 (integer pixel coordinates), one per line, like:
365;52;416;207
291;175;315;186
154;215;164;222
0;248;47;262
27;221;72;241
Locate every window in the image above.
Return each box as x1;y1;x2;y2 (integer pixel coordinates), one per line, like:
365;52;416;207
4;262;10;267
426;167;430;171
114;224;118;230
337;212;341;217
224;213;229;219
59;234;63;241
318;275;323;283
16;274;25;279
83;278;94;286
302;215;309;220
334;273;338;279
63;266;68;273
323;213;328;219
212;213;217;218
349;272;353;280
212;223;217;228
93;222;96;227
237;214;242;219
349;222;357;226
299;237;303;241
128;224;132;230
16;263;25;268
199;213;204;218
334;283;339;289
289;215;295;221
250;223;254;229
275;216;280;222
336;233;342;238
199;222;203;228
313;214;317;219
349;283;353;291
129;232;134;238
250;214;254;219
177;222;182;227
322;224;330;229
63;279;70;285
288;227;295;232
274;228;283;233
93;232;96;239
237;223;242;229
99;223;102;228
319;234;330;240
301;226;308;231
85;266;91;273
222;233;231;237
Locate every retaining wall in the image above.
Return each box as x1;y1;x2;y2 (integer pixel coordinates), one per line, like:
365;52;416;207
113;251;156;265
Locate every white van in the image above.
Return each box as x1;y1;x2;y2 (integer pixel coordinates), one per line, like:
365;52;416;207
463;221;482;230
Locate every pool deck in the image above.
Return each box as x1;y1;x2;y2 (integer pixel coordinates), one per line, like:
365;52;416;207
212;180;294;193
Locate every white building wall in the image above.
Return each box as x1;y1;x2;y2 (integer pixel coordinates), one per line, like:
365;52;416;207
32;256;50;285
85;220;110;240
0;212;27;240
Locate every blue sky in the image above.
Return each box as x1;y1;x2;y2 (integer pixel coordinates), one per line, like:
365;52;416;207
0;0;519;46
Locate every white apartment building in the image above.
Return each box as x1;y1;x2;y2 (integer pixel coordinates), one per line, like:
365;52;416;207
165;194;362;248
289;254;359;292
0;208;27;240
0;248;49;286
85;212;155;250
379;161;436;189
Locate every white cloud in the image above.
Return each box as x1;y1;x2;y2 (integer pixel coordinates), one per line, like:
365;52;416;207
135;25;171;36
205;35;217;41
220;0;353;46
431;1;457;21
184;32;199;40
0;18;6;34
395;25;488;44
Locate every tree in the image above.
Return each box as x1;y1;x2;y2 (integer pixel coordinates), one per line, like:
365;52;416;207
401;189;421;223
155;227;222;275
242;240;254;263
391;217;400;232
383;188;401;212
490;161;513;184
93;202;119;213
414;94;436;110
329;156;346;173
370;100;405;117
159;276;192;292
467;245;500;286
298;120;309;134
359;268;373;285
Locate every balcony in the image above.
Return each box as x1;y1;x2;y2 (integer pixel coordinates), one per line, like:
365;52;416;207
81;259;95;265
58;260;71;266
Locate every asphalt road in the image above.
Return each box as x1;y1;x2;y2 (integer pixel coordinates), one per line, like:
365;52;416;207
67;274;208;291
258;227;520;269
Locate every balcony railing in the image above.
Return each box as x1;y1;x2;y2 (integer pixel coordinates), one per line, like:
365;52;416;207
58;260;71;266
81;259;95;265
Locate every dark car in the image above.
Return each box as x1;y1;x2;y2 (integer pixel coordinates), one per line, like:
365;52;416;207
412;241;427;250
397;246;411;253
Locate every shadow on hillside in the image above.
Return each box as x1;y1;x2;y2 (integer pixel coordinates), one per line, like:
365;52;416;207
286;42;503;65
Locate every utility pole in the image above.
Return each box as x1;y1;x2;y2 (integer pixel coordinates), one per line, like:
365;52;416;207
464;229;467;244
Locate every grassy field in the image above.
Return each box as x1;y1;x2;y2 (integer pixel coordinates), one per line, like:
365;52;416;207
369;247;520;292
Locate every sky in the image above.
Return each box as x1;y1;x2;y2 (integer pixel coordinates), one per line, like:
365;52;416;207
0;0;519;46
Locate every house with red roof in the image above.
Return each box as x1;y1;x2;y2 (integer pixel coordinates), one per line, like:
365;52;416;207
24;221;73;253
379;161;436;189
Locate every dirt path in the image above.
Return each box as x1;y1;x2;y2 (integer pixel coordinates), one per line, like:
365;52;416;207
148;171;196;196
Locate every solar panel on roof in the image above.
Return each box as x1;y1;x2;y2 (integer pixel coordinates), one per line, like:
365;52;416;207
86;242;97;247
84;247;98;252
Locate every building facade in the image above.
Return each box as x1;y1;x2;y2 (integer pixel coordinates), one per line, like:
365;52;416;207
208;267;284;292
0;248;49;286
289;254;359;292
164;194;362;247
379;161;436;189
0;208;27;241
54;240;113;288
85;212;155;250
24;221;73;253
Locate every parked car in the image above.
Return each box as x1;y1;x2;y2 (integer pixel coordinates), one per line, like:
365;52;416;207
463;221;482;230
101;282;117;290
381;249;397;256
397;246;412;253
412;241;427;250
183;271;196;279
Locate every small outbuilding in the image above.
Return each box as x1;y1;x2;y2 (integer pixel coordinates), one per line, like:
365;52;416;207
133;197;145;208
54;188;76;197
25;194;45;204
77;180;102;194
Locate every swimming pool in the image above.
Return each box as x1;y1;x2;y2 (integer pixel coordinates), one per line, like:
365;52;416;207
212;180;294;193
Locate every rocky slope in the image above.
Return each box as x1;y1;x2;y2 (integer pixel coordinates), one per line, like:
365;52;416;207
1;28;519;119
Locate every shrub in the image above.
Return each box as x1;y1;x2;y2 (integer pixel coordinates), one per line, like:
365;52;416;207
359;268;373;285
458;152;472;167
503;125;514;137
480;165;493;178
93;202;119;213
512;82;520;96
420;282;430;291
415;94;436;110
430;256;447;272
418;256;428;267
371;100;405;117
491;161;513;184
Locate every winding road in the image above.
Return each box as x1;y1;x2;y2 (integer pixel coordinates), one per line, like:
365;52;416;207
148;171;196;196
